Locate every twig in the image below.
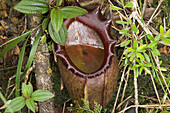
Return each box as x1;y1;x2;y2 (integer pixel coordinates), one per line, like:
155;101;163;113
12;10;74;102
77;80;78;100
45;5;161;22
150;50;170;94
146;0;163;26
24;66;33;84
118;104;170;113
133;63;139;113
62;98;71;113
149;69;161;103
117;95;132;109
112;65;127;113
121;66;131;102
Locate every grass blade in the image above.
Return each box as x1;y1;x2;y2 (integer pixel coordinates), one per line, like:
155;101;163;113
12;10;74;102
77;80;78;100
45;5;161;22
15;36;29;97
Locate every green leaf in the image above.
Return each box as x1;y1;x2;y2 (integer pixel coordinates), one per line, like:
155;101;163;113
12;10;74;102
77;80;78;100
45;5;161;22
164;29;170;37
148;41;158;48
14;0;49;14
131;24;139;34
124;2;133;8
143;67;151;74
119;27;130;36
22;83;31;97
152;46;160;56
15;37;29;97
137;52;144;60
61;6;88;19
41;34;47;43
123;49;129;55
116;20;128;24
32;90;54;101
48;21;67;45
120;0;124;5
56;0;62;7
137;44;147;51
42;18;49;31
143;52;150;63
21;30;42;80
0;92;14;113
28;83;33;96
155;34;161;41
120;40;131;47
160;67;167;71
5;97;26;112
110;6;123;10
51;8;63;33
127;47;135;52
162;38;170;45
159;40;170;46
133;38;138;50
130;52;136;61
160;25;164;35
147;34;154;41
26;98;35;113
0;30;31;58
139;67;143;75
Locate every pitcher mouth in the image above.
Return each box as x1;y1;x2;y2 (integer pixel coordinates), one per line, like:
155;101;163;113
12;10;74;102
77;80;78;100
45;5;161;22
55;6;117;78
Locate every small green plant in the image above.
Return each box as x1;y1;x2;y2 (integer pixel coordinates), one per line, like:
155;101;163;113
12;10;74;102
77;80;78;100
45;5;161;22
68;99;104;113
5;83;54;113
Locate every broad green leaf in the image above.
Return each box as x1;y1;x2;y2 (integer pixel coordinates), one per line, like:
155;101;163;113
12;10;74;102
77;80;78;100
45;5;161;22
143;52;150;63
164;29;170;37
137;52;144;60
32;90;54;101
22;83;31;97
41;34;47;43
21;30;42;80
137;44;147;51
116;20;128;24
0;30;31;58
28;83;33;96
42;18;49;31
133;38;138;50
143;67;151;74
14;0;49;14
131;24;139;34
120;40;131;47
5;97;26;112
155;34;161;41
160;25;164;35
119;27;130;35
152;47;160;56
130;52;136;61
127;47;135;52
162;38;170;45
0;92;14;113
51;8;63;33
56;0;62;7
15;37;29;97
48;21;67;45
147;34;154;41
26;98;35;113
124;2;133;8
110;6;122;10
148;41;158;48
61;6;88;19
